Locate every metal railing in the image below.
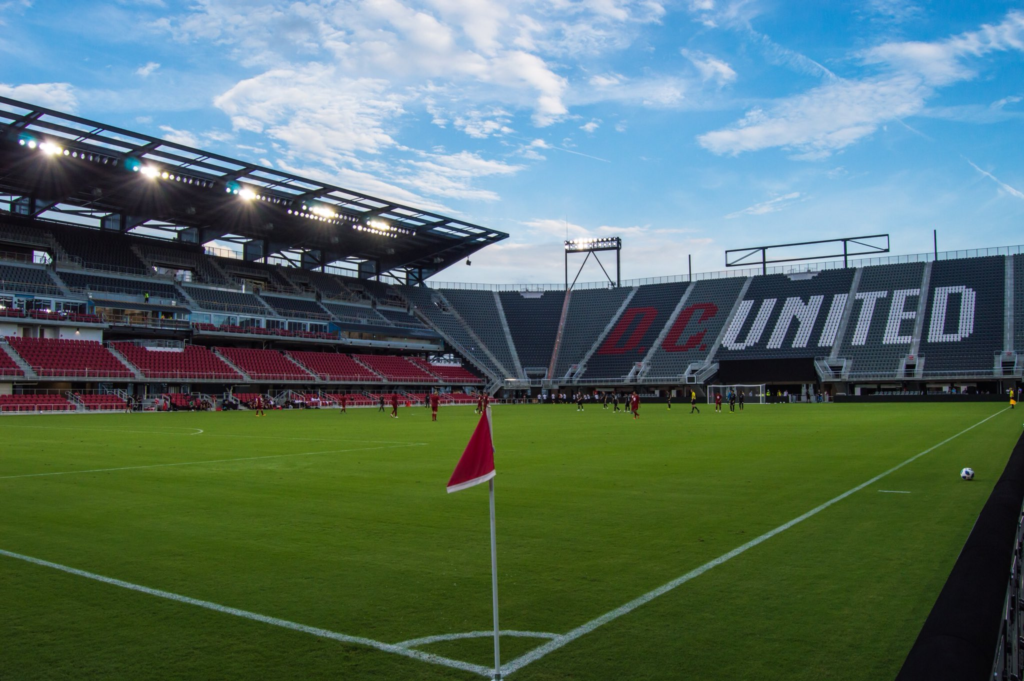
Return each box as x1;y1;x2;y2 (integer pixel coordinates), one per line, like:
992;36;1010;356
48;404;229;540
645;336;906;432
992;501;1024;681
425;243;1024;291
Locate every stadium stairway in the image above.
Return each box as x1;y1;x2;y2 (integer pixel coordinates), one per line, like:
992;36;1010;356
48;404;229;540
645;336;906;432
492;291;526;379
547;288;573;379
350;355;387;381
0;339;34;379
210;349;253;382
106;344;146;380
636;282;696;377
437;291;515;379
573;287;639;380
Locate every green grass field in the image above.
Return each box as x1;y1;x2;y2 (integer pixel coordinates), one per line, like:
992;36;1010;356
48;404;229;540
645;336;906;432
1;402;1019;680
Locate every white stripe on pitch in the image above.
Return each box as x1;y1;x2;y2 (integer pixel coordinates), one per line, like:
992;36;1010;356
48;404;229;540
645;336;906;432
0;548;493;678
397;630;559;648
501;407;1009;676
0;444;425;481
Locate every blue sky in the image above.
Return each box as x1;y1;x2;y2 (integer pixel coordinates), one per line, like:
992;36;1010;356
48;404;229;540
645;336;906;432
1;0;1022;284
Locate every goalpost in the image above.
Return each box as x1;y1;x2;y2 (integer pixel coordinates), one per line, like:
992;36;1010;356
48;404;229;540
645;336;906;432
707;384;767;405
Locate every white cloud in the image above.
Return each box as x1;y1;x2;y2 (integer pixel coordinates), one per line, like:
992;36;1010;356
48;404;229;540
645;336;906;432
450;107;514;139
580;120;600;133
214;64;405;160
967;159;1024;201
699;11;1024;158
158;125;199;147
726;192;803;218
135;62;160;77
682;49;737;85
399;151;523;201
0;82;78;111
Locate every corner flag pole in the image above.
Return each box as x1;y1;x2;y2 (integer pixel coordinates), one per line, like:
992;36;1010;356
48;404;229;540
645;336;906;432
489;478;501;679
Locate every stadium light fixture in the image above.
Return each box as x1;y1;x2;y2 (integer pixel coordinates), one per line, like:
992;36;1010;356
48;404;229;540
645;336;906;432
140;166;159;179
239;188;257;201
39;141;63;156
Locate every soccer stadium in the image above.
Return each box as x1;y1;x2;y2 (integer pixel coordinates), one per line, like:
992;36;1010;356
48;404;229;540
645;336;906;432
2;5;1023;681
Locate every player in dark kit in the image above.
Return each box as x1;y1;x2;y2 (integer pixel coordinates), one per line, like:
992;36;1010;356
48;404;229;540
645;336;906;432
430;391;440;421
630;391;640;419
738;391;745;410
390;393;399;418
729;390;736;412
612;392;620;412
666;391;672;410
576;392;585;412
378;395;386;412
603;392;609;409
690;390;700;414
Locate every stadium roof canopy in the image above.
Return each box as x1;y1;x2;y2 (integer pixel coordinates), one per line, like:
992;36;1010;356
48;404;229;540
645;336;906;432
0;96;508;283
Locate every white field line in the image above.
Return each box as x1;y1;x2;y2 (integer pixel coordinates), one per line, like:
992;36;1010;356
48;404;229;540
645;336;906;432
398;630;559;648
501;407;1009;676
0;444;426;481
0;424;418;445
0;548;493;678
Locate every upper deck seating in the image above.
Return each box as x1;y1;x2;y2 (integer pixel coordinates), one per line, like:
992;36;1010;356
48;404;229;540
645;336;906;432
442;289;518;377
644;278;748;379
715;269;856;361
552;286;635;379
113;343;241;380
287;351;381;381
584;282;690;379
353;354;437;382
836;262;925;377
498;291;565;373
59;272;182;301
262;295;329;319
137;242;231;285
0;264;61;296
7;337;133;378
184;286;268;315
215;347;312;381
918;256;1005;374
402;286;507;378
215;258;296;292
52;227;149;274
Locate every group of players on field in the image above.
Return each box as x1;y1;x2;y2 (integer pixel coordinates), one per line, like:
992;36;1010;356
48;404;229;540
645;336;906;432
562;388;746;417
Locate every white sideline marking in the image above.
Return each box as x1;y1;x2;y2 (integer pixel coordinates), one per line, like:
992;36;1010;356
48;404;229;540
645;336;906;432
398;630;559;648
500;407;1009;676
0;548;493;678
0;444;425;481
879;490;911;494
0;424;418;445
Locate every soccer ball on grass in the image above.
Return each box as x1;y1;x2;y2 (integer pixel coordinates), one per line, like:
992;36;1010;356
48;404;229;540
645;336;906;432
960;468;974;481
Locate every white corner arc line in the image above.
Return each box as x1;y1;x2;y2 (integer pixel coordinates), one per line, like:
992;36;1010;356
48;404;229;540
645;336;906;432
0;444;425;481
398;630;559;648
501;407;1009;676
0;548;493;678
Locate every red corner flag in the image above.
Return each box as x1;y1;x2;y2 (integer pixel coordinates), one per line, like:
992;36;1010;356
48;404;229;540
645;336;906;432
447;407;495;493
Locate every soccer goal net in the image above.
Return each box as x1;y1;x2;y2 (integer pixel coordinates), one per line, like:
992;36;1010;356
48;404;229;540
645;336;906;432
706;384;766;405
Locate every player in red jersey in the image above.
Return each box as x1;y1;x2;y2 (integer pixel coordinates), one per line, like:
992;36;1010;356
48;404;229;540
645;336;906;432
339;394;347;414
430;390;440;421
714;391;723;413
630;390;640;420
255;395;265;417
390;393;399;418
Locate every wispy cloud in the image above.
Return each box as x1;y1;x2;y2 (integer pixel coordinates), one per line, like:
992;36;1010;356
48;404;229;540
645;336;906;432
726;192;803;218
699;10;1024;159
682;49;737;85
0;82;78;111
967;159;1024;201
135;62;160;77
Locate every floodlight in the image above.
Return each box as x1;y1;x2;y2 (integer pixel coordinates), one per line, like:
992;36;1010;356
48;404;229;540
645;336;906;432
140;166;159;179
39;142;63;156
239;188;257;201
